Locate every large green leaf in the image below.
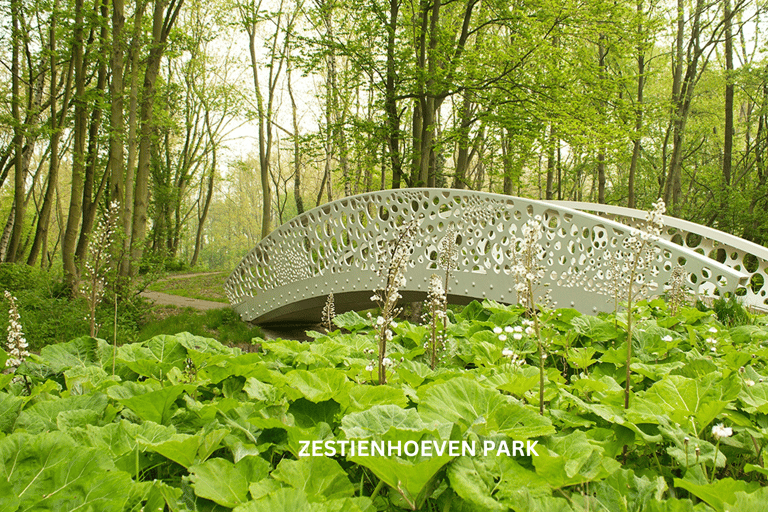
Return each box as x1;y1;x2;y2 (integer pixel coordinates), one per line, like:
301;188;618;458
0;431;134;511
63;365;120;394
673;476;761;512
571;468;667;512
730;487;768;512
637;374;740;432
333;311;371;331
188;458;247;507
418;377;508;434
532;431;620;489
447;455;549;511
234;488;375;512
337;385;408;413
117;334;188;378
16;393;109;433
175;332;233;355
0;392;22;434
349;452;453;509
67;420;176;475
243;377;284;404
485;400;556;438
39;336;101;373
282;368;352;402
341;404;427;438
270;457;355;501
140;428;228;468
571;315;620;343
485;366;541;398
113;383;192;425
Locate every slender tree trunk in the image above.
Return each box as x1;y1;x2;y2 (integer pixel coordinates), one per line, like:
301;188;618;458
287;53;303;215
502;129;514;195
130;0;184;274
453;92;474;189
246;23;271;237
7;0;25;263
76;0;110;264
628;0;645;209
62;0;88;284
191;108;217;267
385;0;402;189
664;0;705;212
596;36;607;204
545;124;556;200
721;0;734;229
121;0;145;276
110;0;126;246
29;1;72;266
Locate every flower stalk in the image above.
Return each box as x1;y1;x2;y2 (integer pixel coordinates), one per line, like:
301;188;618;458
621;199;665;410
4;291;28;372
511;215;547;414
426;274;446;370
371;219;418;384
80;201;120;337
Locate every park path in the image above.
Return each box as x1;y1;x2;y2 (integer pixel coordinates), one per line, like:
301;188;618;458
140;272;318;340
140;271;228;310
139;290;228;310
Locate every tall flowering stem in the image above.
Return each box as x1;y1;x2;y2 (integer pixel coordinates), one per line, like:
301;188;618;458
667;264;689;316
80;201;120;337
438;224;459;311
371;219;419;384
4;291;29;372
621;199;665;409
426;274;447;370
322;292;336;333
512;215;547;414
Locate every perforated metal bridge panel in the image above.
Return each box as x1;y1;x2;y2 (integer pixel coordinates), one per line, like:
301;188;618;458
551;201;768;312
225;189;748;324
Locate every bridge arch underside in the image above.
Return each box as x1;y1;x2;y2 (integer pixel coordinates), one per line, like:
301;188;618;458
226;189;748;325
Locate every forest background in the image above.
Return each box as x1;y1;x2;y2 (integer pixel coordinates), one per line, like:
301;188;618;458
0;0;766;284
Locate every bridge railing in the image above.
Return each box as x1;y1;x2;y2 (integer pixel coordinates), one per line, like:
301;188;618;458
226;189;747;324
550;201;768;312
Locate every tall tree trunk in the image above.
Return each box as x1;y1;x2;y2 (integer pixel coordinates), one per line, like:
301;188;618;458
28;0;72;266
7;0;26;263
62;0;88;284
502;129;514;195
191;108;217;267
664;0;706;213
596;36;607;204
385;0;402;189
76;0;110;264
721;0;734;229
287;51;304;215
130;0;184;274
121;0;145;276
628;0;645;209
453;92;474;189
110;0;126;259
545;125;556;200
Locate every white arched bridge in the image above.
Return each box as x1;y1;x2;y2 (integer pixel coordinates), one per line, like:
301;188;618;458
224;189;767;325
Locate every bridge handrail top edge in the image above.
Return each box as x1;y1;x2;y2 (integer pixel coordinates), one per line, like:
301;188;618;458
226;190;748;285
550;200;768;261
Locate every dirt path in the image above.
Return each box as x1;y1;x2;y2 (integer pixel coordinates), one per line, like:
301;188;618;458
140;272;228;310
139;272;318;340
140;290;228;310
160;271;223;281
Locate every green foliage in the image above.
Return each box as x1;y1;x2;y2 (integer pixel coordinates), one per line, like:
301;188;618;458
137;307;263;346
148;272;229;303
710;295;753;327
0;301;767;510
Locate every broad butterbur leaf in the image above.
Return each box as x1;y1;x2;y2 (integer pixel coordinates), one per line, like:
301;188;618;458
0;431;134;511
